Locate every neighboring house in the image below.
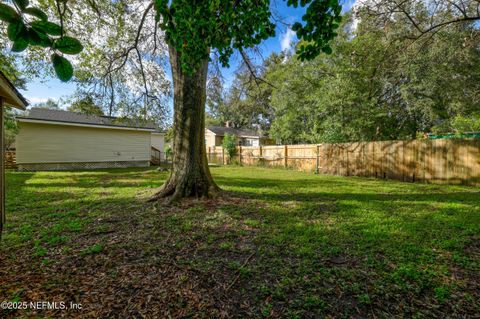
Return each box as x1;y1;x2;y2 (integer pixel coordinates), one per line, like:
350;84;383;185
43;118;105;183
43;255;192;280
151;131;165;151
205;124;275;148
15;108;165;171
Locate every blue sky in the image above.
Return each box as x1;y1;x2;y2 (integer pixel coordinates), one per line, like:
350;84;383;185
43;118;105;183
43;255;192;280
20;0;356;108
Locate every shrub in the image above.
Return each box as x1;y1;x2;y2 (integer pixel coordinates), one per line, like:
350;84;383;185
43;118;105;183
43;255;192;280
451;114;480;135
222;133;237;162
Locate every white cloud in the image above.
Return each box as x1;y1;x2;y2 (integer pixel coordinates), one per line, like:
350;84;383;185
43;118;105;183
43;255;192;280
26;97;57;104
350;16;360;32
280;28;296;52
349;0;362;32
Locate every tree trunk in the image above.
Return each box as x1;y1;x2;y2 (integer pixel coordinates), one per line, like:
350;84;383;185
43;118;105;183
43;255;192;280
150;46;219;203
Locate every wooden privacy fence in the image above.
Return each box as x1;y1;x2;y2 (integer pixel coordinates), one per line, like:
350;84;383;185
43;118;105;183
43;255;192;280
5;151;16;169
207;138;480;186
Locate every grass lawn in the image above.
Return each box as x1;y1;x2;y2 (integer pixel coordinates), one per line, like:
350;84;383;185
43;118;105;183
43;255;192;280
1;166;479;318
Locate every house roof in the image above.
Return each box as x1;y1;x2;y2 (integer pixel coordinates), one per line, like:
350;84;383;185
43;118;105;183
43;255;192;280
16;108;160;131
0;71;28;110
207;126;265;138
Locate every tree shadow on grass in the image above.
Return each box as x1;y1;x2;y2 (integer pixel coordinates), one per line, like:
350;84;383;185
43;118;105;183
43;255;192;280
214;176;480;204
2;170;479;318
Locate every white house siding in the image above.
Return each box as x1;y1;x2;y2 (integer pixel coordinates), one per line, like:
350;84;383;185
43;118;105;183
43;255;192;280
16;122;151;170
151;133;165;151
205;130;218;147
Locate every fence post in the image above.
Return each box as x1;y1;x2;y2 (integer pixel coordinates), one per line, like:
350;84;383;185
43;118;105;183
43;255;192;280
284;145;288;168
208;147;211;163
239;145;242;165
222;147;225;165
259;145;262;165
316;144;320;174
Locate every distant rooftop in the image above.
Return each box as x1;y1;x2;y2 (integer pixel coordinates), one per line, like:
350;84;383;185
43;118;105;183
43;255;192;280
207;126;265;138
17;108;162;131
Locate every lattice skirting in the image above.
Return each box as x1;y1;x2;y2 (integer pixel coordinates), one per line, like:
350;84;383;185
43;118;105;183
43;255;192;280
17;161;150;172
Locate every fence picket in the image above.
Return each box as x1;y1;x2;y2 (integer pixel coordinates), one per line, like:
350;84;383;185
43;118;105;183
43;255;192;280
204;139;480;186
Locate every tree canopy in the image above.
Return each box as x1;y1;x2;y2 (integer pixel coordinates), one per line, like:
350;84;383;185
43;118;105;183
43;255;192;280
154;0;342;72
211;6;480;144
67;96;104;116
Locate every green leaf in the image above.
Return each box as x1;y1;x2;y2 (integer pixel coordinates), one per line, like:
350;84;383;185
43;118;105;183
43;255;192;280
7;20;26;41
11;38;28;52
51;54;73;82
13;0;29;10
31;21;62;36
54;37;83;55
23;7;48;21
0;4;20;23
27;28;53;48
322;46;332;54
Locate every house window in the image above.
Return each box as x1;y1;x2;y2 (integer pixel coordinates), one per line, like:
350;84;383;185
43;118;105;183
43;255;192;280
242;139;255;147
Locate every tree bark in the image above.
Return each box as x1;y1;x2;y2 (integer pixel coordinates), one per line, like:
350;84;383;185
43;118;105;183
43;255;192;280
150;46;219;203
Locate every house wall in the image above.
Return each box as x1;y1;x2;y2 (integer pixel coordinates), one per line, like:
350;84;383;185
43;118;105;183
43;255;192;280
240;137;259;147
205;129;275;147
215;136;224;146
261;137;276;146
16;122;151;170
151;133;165;151
205;130;218;147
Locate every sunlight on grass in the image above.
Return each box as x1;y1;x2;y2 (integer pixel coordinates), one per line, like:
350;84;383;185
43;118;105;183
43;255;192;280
2;166;479;317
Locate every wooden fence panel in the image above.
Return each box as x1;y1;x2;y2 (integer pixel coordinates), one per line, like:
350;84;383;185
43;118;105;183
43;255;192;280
5;151;16;169
207;138;480;186
403;140;416;182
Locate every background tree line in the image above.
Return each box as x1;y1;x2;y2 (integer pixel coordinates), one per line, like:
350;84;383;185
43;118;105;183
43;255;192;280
209;4;480;144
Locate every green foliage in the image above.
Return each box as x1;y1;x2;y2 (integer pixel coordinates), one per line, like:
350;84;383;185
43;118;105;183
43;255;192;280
54;37;83;55
67;96;104;116
2;0;341;82
219;11;480;144
450;115;480;135
209;55;280;132
51;53;73;82
34;98;60;109
165;145;173;159
155;0;341;73
23;7;48;21
81;244;103;256
222;133;237;159
164;127;174;143
0;51;26;88
13;0;29;11
289;0;342;60
0;2;82;81
0;3;20;23
2;167;479;316
5;107;20;150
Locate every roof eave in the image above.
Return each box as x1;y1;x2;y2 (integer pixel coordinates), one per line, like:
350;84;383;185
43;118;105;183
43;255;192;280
16;117;157;132
0;72;28;110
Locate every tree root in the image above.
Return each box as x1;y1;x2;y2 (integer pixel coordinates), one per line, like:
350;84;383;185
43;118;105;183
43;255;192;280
148;181;221;205
147;182;176;203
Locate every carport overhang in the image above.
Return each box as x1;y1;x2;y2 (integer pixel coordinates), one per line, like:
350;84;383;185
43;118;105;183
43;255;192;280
0;72;28;237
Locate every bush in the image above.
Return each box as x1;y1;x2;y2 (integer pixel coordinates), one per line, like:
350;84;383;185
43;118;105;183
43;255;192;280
451;115;480;135
222;133;237;162
165;145;172;160
431;114;480;136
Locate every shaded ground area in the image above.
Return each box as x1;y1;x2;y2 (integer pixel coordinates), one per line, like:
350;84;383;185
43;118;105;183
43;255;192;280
1;167;479;318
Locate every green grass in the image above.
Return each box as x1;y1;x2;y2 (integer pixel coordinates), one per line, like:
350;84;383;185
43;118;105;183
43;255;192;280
1;166;479;318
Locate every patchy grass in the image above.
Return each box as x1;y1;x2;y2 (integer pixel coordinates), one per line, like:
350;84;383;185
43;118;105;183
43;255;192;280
1;166;479;318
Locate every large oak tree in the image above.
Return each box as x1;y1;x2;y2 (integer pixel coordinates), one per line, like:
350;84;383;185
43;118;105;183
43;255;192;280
1;0;342;202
